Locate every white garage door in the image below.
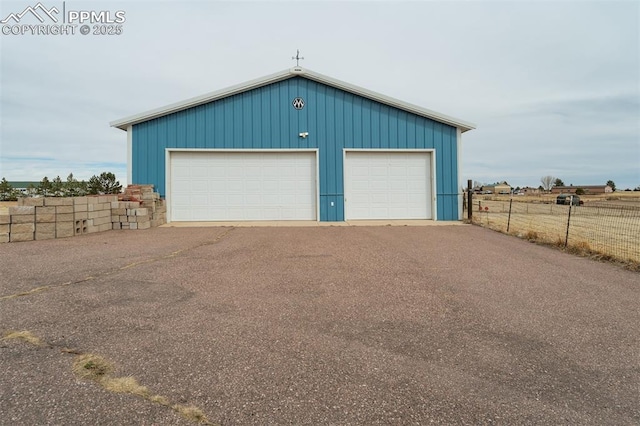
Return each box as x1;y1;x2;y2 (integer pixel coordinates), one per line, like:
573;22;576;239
345;151;432;220
170;151;316;221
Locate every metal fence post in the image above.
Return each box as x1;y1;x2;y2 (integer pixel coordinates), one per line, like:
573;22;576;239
467;179;473;220
507;198;513;233
565;196;573;248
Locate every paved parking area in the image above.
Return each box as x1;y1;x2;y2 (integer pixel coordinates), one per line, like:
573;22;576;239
1;226;638;425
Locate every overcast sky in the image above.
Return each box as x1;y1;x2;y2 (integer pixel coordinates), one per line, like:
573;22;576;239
1;0;638;190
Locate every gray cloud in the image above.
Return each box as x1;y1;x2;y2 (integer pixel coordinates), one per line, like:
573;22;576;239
1;1;638;189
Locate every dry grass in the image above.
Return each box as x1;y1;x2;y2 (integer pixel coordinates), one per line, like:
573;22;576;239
472;200;640;267
72;353;214;424
102;376;150;397
2;330;43;346
73;354;114;380
477;193;640;206
150;394;170;406
172;404;211;424
525;230;539;241
0;284;54;301
2;328;213;424
571;240;592;253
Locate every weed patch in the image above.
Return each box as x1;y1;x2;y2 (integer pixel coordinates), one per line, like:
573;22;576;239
3;331;214;424
72;353;213;424
102;376;149;397
568;240;592;254
150;394;170;406
73;354;113;380
2;330;43;346
173;404;211;424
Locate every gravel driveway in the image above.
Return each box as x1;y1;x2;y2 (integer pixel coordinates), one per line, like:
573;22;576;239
1;225;638;425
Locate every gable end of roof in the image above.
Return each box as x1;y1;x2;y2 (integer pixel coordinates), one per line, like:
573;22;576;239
110;67;476;132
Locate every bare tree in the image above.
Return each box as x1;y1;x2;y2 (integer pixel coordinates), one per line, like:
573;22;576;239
541;175;555;192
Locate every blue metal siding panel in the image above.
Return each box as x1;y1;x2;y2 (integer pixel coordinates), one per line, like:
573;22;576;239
233;98;242;149
407;115;416;149
388;108;398;149
396;111;405;149
131;76;459;220
351;97;362;148
371;103;381;148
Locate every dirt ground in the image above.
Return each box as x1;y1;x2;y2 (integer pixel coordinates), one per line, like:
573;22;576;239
1;226;638;425
472;200;640;263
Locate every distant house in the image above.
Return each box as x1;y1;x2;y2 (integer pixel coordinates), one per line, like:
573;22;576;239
483;183;511;194
551;185;612;195
8;181;39;195
521;186;541;195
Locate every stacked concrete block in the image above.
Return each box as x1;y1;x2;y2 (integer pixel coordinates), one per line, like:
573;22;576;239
73;197;88;235
8;206;35;242
43;197;75;239
111;200;125;230
151;199;167;227
121;184;156;202
135;208;151;230
35;201;56;241
86;195;118;233
2;188;165;243
0;212;11;243
111;201;151;230
117;184;166;229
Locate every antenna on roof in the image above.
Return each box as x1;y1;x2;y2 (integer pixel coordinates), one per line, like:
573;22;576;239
292;49;304;67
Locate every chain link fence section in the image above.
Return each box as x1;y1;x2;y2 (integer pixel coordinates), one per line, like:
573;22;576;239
468;199;640;264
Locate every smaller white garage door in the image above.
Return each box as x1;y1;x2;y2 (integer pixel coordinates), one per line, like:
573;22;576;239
345;151;432;220
170;151;316;221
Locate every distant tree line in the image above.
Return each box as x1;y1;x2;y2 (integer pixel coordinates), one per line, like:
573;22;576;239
539;177;625;193
0;172;122;201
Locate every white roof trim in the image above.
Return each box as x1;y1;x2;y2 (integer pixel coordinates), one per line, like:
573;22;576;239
110;67;476;132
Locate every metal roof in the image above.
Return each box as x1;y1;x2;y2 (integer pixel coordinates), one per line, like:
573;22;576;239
7;181;39;188
110;67;476;132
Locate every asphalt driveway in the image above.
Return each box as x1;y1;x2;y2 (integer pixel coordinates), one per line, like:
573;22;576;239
1;225;638;425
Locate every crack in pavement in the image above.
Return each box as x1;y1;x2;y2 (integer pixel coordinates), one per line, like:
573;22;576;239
0;227;236;301
2;330;216;425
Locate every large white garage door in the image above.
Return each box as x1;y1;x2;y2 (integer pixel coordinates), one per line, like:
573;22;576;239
345;151;432;220
170;151;316;221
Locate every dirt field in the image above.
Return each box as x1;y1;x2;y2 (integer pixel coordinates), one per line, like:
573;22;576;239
471;198;640;265
478;192;640;206
1;226;638;425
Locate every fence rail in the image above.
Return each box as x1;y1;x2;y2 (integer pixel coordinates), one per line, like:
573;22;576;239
468;199;640;264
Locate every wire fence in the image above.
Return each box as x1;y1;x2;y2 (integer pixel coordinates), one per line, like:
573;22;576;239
467;198;640;265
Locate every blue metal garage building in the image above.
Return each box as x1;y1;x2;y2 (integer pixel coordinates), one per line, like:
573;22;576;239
111;67;475;222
